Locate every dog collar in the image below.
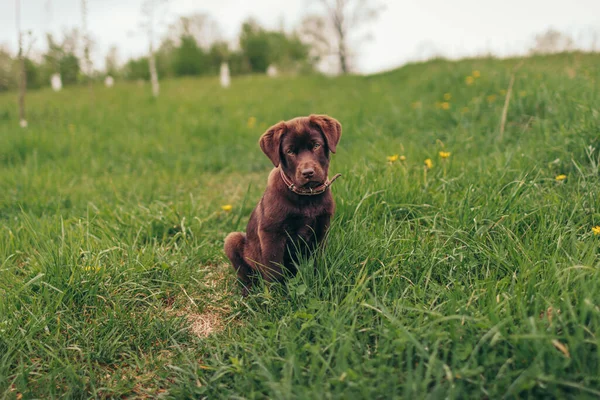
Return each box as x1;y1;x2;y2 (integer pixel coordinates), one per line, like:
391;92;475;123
279;168;342;196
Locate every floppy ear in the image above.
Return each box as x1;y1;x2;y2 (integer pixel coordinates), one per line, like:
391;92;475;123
309;114;342;153
259;121;287;167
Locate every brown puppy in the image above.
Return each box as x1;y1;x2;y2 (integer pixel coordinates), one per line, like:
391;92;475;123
224;114;342;295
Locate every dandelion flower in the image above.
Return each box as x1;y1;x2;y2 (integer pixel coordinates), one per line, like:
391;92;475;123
387;154;399;163
439;151;451;159
424;158;433;169
555;174;567;181
441;102;450;110
486;94;497;103
472;70;481;78
443;93;452;101
465;76;474;85
592;226;600;235
247;116;257;129
221;204;233;212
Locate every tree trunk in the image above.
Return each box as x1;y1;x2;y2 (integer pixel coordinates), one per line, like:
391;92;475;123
149;49;159;97
16;0;27;127
338;41;349;74
81;0;94;100
147;2;159;98
18;48;26;127
332;0;349;75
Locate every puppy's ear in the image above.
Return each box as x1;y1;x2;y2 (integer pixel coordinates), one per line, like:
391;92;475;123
309;114;342;153
259;121;287;167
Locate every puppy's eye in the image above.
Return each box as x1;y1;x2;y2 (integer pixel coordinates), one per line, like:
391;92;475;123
313;143;321;149
286;149;295;155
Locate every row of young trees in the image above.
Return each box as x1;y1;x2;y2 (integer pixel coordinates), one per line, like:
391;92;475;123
2;0;383;94
0;18;310;92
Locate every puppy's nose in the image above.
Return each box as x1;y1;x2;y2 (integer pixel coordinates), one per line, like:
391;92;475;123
301;168;315;179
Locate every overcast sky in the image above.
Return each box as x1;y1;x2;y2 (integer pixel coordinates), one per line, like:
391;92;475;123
1;0;599;73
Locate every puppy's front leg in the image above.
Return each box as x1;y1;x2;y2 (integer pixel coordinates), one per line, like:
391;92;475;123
257;229;287;283
314;213;332;246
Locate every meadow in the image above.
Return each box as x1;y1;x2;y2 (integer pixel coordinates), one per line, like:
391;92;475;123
1;52;599;398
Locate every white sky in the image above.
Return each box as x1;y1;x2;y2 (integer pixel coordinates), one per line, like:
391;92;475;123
1;0;599;73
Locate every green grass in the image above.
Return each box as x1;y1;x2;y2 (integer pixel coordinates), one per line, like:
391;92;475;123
1;52;600;399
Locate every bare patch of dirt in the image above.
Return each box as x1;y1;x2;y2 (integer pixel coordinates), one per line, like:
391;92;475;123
168;263;239;338
184;310;225;337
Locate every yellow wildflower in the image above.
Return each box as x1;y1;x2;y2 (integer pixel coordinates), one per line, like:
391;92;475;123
441;102;450;110
487;94;497;103
592;226;600;235
555;174;567;181
387;154;399;163
84;266;101;273
411;101;422;109
465;76;474;85
472;70;481;78
247;116;257;129
399;155;406;162
221;204;233;212
439;151;451;159
443;93;452;101
424;159;433;169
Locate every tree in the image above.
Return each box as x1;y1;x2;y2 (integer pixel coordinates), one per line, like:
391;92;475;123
530;29;575;54
124;57;150;80
298;15;332;68
207;41;230;74
165;13;221;49
239;19;312;74
15;0;27;127
173;34;207;76
105;45;119;77
163;13;222;77
42;31;81;86
239;20;271;73
140;0;167;97
59;54;80;85
307;0;382;74
80;0;94;94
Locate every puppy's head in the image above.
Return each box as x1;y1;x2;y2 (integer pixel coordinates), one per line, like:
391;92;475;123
259;114;342;189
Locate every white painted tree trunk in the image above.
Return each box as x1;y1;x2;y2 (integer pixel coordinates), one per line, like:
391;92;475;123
16;0;26;128
267;64;278;77
149;50;159;97
51;73;62;91
220;62;230;88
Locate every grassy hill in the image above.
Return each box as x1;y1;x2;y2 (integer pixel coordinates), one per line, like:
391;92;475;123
1;52;599;398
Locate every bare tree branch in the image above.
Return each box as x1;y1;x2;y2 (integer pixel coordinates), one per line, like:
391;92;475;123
309;0;382;74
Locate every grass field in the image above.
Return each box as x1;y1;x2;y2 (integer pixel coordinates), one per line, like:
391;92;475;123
1;52;600;398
